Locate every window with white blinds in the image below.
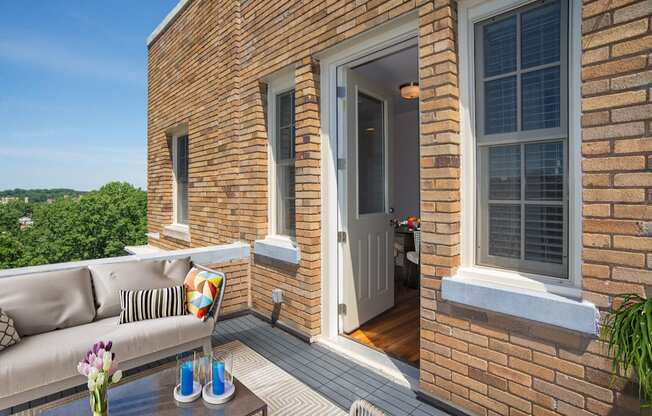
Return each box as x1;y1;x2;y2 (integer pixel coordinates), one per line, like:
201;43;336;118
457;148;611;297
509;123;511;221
475;0;568;278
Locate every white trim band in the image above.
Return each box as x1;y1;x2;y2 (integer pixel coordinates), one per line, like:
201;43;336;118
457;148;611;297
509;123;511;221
442;276;600;336
0;242;251;278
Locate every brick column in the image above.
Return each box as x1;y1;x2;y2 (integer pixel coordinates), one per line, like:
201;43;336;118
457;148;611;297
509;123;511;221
293;57;322;337
418;0;463;403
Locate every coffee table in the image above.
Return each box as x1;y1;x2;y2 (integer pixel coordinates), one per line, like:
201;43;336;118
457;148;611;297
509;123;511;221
40;365;268;415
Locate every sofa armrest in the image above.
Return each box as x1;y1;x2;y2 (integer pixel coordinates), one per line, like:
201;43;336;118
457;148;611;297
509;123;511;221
192;263;226;329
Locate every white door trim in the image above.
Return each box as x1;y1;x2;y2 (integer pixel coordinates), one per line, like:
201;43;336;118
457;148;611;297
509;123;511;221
319;12;419;341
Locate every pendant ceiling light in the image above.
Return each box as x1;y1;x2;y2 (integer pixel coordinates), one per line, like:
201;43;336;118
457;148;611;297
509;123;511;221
399;82;419;100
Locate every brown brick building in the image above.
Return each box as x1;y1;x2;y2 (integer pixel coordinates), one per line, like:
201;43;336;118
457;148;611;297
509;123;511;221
146;0;652;414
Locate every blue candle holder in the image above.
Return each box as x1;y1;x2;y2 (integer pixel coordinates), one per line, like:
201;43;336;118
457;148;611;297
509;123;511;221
203;350;235;404
174;352;202;403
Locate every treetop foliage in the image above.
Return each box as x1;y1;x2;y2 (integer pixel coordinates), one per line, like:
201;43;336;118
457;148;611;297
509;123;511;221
0;182;147;269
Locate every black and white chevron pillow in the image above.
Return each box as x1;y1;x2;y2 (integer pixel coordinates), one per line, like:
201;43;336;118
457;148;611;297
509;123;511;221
119;286;186;324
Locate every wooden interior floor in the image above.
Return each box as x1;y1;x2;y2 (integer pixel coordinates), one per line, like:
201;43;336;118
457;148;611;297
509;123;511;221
348;286;420;366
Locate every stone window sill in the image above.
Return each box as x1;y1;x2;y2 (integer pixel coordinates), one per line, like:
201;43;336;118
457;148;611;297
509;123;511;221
442;271;600;336
162;224;191;242
253;236;300;265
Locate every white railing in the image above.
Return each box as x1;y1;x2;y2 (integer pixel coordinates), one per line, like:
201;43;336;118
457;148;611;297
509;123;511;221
0;242;250;278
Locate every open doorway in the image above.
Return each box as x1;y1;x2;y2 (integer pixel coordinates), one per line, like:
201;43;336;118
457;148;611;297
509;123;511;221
338;45;420;366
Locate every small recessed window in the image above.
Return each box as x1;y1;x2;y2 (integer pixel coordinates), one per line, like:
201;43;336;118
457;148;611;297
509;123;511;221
475;0;569;278
173;134;189;225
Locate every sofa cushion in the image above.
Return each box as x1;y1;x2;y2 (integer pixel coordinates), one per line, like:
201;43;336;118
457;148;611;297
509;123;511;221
0;314;214;399
119;286;186;324
184;267;224;321
0;268;95;336
89;259;183;319
164;257;192;283
0;309;20;352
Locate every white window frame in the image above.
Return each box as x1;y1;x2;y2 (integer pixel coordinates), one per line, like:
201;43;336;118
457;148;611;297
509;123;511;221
170;124;189;228
458;0;582;298
266;68;296;241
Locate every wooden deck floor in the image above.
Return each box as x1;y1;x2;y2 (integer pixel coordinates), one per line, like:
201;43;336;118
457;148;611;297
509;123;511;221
348;287;420;366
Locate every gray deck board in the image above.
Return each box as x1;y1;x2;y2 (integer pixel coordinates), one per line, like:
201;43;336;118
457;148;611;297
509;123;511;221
214;315;450;416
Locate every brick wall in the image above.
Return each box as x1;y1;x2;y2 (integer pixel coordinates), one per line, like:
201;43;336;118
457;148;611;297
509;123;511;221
147;0;651;414
418;0;651;415
209;257;250;315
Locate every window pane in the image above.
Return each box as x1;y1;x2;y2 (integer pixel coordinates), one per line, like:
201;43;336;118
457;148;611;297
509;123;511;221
276;91;295;161
525;205;564;264
277;164;296;237
176;136;189;224
358;92;385;215
489;204;521;259
525;141;563;200
521;0;561;69
483;16;517;77
278;127;294;161
275;90;296;236
278;91;294;127
522;67;561;130
485;76;517;134
489;145;521;200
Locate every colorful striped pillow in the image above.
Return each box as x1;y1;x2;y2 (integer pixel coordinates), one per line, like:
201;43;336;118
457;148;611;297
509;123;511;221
118;286;186;324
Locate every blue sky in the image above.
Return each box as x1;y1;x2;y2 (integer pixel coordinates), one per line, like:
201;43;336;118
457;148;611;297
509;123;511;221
0;0;178;191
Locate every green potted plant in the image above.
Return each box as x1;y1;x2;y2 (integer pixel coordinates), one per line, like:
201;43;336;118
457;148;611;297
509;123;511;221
603;294;652;408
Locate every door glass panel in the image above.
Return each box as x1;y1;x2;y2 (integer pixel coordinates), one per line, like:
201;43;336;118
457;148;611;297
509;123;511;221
357;92;385;215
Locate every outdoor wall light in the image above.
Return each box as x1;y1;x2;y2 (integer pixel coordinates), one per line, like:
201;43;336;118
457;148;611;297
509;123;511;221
399;82;419;100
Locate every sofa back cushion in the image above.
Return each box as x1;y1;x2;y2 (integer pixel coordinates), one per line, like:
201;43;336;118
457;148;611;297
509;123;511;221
164;257;191;284
0;268;95;336
89;259;184;319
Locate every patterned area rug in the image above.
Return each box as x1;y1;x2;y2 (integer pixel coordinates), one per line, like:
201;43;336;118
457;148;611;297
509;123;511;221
223;340;347;416
15;340;346;416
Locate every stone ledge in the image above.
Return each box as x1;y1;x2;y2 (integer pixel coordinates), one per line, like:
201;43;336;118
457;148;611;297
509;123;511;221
253;237;301;265
442;277;600;336
162;224;191;242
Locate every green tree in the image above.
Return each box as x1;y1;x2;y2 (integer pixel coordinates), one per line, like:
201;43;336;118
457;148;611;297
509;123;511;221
0;182;147;269
0;200;29;233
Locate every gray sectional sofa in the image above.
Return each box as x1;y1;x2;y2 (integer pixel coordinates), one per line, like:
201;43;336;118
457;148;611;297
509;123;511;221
0;257;224;411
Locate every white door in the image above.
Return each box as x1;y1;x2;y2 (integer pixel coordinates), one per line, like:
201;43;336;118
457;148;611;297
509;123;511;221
339;67;395;334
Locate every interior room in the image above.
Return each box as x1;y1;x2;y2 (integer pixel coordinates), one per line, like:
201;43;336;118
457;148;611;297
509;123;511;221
343;46;421;366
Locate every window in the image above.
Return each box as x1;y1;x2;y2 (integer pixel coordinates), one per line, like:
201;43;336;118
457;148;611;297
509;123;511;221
272;89;296;237
475;0;568;278
173;134;189;225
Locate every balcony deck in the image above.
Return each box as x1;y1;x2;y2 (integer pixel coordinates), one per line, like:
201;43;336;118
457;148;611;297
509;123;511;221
4;314;449;416
214;314;447;416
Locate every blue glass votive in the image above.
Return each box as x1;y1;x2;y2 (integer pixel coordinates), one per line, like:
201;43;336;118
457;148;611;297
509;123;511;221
180;361;194;395
212;361;225;395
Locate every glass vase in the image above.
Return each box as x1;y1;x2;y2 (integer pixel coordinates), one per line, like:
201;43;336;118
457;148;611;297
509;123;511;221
89;374;109;416
176;351;201;398
209;350;233;395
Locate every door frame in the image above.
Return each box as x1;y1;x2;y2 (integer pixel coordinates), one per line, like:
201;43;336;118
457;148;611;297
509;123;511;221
317;12;419;342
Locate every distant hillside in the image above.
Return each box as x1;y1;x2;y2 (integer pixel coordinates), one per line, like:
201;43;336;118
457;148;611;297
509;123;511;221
0;188;86;203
